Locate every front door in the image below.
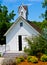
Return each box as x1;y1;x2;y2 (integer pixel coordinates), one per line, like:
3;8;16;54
18;35;22;51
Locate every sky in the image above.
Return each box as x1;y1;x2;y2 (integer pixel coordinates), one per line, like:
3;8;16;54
0;0;45;22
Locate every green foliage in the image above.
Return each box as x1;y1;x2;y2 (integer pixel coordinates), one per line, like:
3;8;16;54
24;47;29;55
24;35;47;56
0;4;15;45
27;56;32;62
16;58;21;63
30;56;38;63
16;56;25;64
40;20;47;29
19;56;25;62
40;54;47;62
42;28;47;40
27;56;38;63
0;4;16;22
42;0;47;8
42;0;47;20
0;22;12;45
32;20;47;30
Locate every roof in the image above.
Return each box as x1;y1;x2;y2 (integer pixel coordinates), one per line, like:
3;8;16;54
27;21;41;33
4;16;41;36
22;17;41;33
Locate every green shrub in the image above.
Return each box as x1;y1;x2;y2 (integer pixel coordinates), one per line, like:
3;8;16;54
16;58;21;63
27;56;38;63
30;56;38;63
24;35;47;56
16;56;25;64
40;54;47;62
27;56;32;62
19;56;25;62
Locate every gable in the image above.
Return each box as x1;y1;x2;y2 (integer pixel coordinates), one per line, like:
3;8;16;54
4;16;41;36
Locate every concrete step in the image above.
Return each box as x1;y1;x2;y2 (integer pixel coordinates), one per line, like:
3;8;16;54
3;52;26;58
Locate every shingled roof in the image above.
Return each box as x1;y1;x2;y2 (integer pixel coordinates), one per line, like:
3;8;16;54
27;21;41;33
22;17;41;33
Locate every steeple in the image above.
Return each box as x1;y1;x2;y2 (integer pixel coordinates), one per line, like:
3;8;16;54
18;4;28;20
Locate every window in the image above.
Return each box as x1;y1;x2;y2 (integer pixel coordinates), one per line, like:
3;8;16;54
21;12;23;16
20;22;23;27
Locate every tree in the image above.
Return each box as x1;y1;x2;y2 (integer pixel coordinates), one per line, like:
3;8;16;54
42;0;47;20
0;22;7;45
40;20;47;29
0;4;15;45
24;35;47;56
42;28;47;41
0;22;12;45
0;4;16;22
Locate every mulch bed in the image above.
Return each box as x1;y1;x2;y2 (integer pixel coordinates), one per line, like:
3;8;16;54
18;60;47;65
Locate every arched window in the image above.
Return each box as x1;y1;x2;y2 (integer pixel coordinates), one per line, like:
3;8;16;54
20;22;23;27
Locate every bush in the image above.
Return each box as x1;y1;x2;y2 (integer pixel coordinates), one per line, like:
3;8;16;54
30;56;38;63
27;56;32;62
24;47;32;55
16;58;21;63
24;35;47;56
27;56;38;63
19;56;25;62
40;54;47;62
16;56;25;63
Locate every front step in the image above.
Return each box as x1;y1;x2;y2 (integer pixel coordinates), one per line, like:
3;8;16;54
3;52;27;58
